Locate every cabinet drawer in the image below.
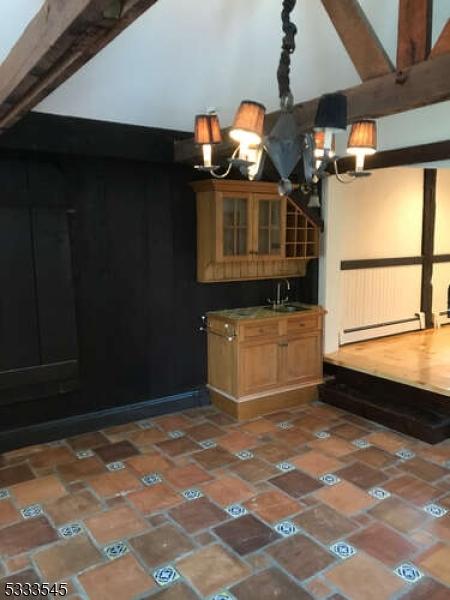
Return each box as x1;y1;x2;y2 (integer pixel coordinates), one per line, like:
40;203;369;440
208;317;235;336
287;315;319;335
241;321;280;340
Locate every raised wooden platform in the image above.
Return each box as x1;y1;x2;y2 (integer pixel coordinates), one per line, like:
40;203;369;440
322;328;450;444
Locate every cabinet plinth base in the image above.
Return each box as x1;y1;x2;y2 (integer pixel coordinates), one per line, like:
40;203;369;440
209;385;318;420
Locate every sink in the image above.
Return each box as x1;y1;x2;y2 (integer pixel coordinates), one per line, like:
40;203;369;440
264;304;308;313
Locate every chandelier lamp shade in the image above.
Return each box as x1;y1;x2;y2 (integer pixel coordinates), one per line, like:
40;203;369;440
192;0;379;191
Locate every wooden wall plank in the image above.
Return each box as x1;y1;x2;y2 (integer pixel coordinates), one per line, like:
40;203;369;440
321;0;393;80
421;168;437;328
397;0;433;69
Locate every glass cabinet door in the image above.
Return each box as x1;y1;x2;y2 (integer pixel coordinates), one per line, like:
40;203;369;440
222;196;249;257
256;198;283;257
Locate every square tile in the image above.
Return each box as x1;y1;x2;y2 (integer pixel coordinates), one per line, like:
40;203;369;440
398;577;449;599
30;447;75;469
57;456;106;482
230;567;312;600
274;520;299;537
104;540;130;560
185;422;225;441
67;431;109;451
271;470;323;498
369;497;428;534
240;419;278;435
202;475;255;506
0;517;57;556
384;475;440;506
156;414;191;431
309;437;357;457
194;447;237;470
34;535;102;581
131;523;194;568
267;533;334;580
153;565;181;586
164;463;212;489
353;446;395;468
330;541;357;559
11;475;66;508
89;470;141;498
367;431;407;453
129;483;181;514
229;457;278;483
244;490;300;524
394;563;423;583
330;423;369;440
0;500;19;527
314;481;377;515
348;522;418;566
214;514;279;555
126;453;173;476
325;553;404;600
253;442;294;464
398;458;448;482
170;497;226;533
0;465;35;488
156;437;199;457
45;490;102;525
417;543;450;585
292;450;344;477
294;504;358;544
177;544;250;597
85;505;148;544
95;441;139;463
79;554;155;600
335;461;388;490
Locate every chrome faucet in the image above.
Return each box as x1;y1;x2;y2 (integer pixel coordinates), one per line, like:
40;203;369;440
268;279;291;309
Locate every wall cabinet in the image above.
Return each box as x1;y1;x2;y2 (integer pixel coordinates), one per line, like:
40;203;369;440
192;179;320;282
206;306;324;419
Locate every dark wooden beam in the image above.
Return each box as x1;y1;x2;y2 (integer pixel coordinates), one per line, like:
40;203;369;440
320;0;393;80
397;0;433;69
341;257;423;270
421;168;437;328
175;53;450;164
0;0;158;130
430;19;450;58
336;140;450;173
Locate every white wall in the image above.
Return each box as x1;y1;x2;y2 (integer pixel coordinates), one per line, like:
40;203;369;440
319;168;425;353
432;169;450;322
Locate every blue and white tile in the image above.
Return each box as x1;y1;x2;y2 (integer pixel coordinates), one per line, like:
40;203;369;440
142;473;163;486
0;489;10;500
330;541;357;560
104;541;129;560
319;473;341;486
225;504;248;518
138;420;153;430
278;421;293;430
76;449;94;459
274;520;299;537
209;592;236;600
368;487;391;500
235;450;254;460
168;430;185;439
352;439;371;449
314;431;330;439
153;565;181;587
199;439;217;449
59;523;83;538
423;503;448;518
395;448;416;460
276;462;295;472
106;461;125;472
182;488;204;500
394;563;423;583
21;504;43;519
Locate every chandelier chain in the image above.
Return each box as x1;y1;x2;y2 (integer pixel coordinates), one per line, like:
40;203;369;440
277;0;297;108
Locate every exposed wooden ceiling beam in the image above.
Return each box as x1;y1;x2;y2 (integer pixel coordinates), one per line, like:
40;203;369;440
430;19;450;58
175;52;450;164
0;0;158;130
320;0;393;80
397;0;433;69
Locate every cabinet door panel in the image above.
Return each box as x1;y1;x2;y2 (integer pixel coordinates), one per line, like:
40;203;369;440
284;334;322;385
254;196;285;259
239;341;279;395
219;195;251;260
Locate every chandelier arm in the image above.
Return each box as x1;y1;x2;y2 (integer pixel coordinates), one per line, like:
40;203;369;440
333;159;356;184
210;147;240;179
277;0;297;107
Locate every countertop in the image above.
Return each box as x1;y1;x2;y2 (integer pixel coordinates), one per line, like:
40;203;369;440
207;302;324;321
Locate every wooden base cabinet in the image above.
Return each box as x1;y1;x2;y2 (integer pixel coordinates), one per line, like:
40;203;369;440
207;307;324;419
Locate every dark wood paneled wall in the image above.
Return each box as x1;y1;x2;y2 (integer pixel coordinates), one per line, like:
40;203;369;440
0;146;318;431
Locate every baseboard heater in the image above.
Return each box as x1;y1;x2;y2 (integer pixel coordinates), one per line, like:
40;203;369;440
340;313;423;344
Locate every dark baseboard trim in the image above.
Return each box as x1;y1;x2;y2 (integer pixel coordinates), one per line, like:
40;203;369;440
0;387;210;453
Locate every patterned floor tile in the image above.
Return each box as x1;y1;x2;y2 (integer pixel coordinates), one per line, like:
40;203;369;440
274;520;300;537
104;540;129;560
20;504;43;519
394;563;423;583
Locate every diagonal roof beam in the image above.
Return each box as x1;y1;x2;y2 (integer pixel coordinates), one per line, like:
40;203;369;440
430;19;450;58
0;0;158;130
320;0;393;80
397;0;433;69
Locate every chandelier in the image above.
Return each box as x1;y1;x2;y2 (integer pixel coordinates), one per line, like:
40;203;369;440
193;0;378;201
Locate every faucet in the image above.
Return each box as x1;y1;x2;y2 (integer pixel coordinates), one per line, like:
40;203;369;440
268;279;291;309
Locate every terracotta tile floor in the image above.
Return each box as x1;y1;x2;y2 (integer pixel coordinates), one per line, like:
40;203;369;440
0;402;450;599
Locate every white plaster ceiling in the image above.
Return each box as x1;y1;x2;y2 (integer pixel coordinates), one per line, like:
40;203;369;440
1;0;449;153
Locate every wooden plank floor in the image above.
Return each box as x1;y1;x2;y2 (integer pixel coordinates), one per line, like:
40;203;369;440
325;326;450;397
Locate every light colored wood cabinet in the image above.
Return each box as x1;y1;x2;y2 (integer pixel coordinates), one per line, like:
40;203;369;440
206;306;324;419
192;179;319;283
